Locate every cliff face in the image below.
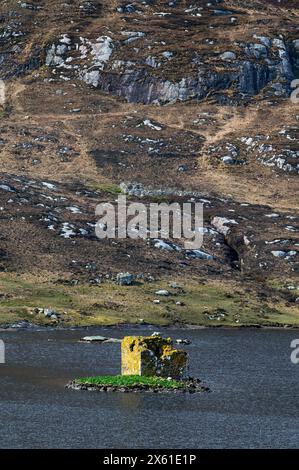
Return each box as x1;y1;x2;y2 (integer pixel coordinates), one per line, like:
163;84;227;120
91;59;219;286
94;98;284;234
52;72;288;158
1;1;298;103
44;33;296;105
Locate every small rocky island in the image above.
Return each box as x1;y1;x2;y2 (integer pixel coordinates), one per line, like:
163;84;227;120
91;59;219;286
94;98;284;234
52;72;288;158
67;335;207;393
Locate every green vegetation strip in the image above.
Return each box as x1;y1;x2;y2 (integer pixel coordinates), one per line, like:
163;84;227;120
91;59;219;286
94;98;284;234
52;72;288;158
75;375;186;389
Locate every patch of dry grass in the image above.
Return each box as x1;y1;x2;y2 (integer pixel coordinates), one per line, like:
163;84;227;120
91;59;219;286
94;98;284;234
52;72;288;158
0;272;298;328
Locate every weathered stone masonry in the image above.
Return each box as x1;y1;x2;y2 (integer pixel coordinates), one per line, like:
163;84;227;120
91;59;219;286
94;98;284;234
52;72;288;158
121;335;188;379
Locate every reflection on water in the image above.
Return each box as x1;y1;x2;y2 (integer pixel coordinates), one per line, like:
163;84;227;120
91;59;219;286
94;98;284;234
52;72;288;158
118;393;143;410
0;326;299;448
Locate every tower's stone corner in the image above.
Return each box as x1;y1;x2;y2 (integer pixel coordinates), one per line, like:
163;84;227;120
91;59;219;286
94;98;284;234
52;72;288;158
121;335;188;379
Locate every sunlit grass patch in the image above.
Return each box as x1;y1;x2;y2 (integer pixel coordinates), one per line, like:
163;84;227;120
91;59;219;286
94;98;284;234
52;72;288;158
0;273;298;327
75;375;185;389
85;182;122;195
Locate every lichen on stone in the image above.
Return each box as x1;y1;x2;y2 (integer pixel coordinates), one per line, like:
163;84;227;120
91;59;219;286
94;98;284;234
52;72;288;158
121;335;188;379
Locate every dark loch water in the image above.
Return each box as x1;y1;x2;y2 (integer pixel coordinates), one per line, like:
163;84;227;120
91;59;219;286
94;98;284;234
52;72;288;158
0;326;299;449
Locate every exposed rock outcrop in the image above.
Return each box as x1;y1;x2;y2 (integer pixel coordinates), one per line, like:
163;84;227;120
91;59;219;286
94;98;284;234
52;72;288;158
42;34;294;104
0;2;296;104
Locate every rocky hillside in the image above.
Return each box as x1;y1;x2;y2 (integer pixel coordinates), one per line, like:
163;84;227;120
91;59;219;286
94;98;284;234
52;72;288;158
0;0;298;327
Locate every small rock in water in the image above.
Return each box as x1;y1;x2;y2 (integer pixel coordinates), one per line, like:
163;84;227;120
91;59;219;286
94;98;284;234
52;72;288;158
80;336;108;343
176;339;192;345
